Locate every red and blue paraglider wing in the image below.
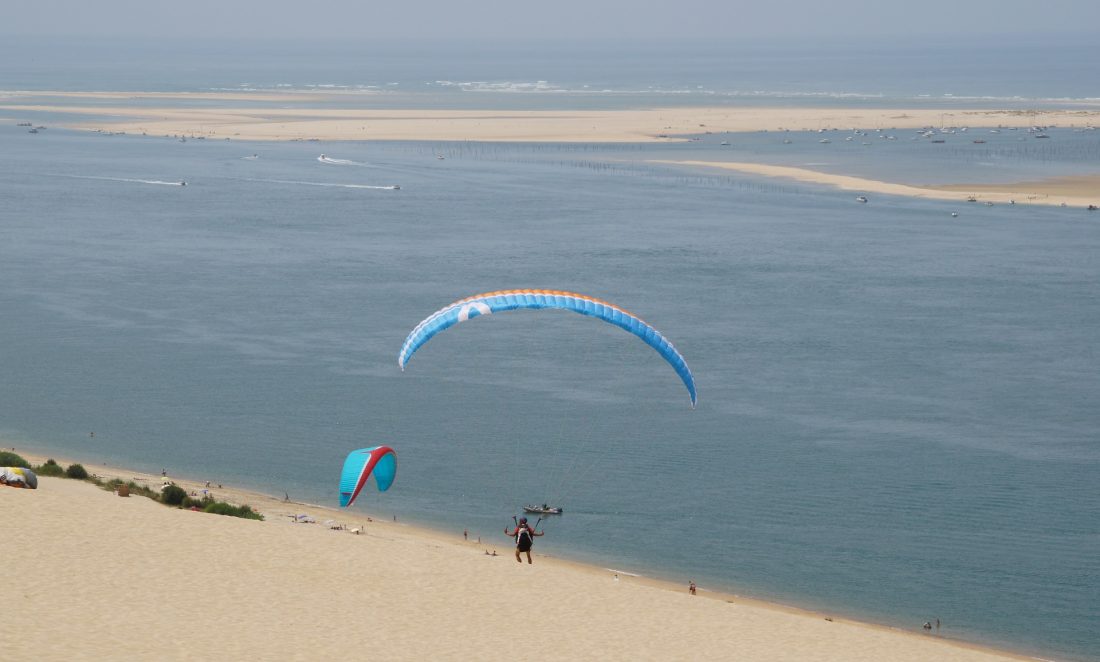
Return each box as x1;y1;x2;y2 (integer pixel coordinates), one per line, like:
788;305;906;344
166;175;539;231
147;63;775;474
397;289;697;407
339;446;396;508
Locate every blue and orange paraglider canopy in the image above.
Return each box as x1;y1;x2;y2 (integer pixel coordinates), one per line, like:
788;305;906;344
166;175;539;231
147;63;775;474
338;446;396;508
398;289;697;407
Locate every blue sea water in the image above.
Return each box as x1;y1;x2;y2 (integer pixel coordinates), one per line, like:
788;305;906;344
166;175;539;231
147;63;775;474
1;38;1099;661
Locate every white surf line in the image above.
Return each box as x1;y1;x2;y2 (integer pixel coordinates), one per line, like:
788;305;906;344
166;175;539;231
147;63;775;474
51;174;186;186
605;568;642;577
243;177;399;190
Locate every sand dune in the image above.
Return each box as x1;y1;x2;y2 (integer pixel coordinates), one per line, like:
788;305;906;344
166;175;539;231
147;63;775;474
2;450;1030;662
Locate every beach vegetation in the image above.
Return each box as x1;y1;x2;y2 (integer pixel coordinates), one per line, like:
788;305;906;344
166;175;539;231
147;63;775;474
0;451;30;468
23;455;264;521
189;496;263;520
100;477;160;499
34;459;66;477
65;463;89;480
161;484;188;505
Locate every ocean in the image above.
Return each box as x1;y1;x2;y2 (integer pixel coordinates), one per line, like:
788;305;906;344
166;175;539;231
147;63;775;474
1;37;1098;660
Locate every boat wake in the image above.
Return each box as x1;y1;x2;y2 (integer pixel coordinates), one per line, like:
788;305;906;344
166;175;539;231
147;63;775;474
245;177;399;190
53;174;187;186
317;154;370;167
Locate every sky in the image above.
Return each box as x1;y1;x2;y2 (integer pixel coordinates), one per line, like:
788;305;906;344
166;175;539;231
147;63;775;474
5;0;1100;42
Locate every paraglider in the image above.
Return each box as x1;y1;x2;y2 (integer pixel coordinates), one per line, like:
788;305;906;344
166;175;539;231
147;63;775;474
398;289;697;407
338;446;396;508
1;466;38;489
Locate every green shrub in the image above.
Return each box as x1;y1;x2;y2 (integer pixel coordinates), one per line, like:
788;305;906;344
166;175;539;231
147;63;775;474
161;484;188;506
202;501;264;521
0;451;29;468
97;477;153;497
65;463;89;480
35;461;65;477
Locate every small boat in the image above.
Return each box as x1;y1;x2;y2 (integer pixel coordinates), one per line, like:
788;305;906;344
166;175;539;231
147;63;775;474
1034;133;1050;139
28;128;38;134
856;196;868;203
719;141;730;146
951;212;959;217
973;139;986;144
819;138;830;144
524;504;563;515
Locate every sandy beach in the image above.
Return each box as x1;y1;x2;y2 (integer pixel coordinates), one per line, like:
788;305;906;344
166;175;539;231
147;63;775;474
5;91;1098;209
4;92;1100;143
657;160;1100;208
2;448;1036;661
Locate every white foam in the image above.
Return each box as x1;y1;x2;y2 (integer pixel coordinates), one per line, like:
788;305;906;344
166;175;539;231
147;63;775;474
318;155;369;166
54;174;186;186
245;178;398;190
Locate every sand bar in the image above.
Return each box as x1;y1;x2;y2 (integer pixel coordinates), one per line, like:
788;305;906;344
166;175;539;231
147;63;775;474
2;447;1038;661
658;160;1100;208
3;93;1100;142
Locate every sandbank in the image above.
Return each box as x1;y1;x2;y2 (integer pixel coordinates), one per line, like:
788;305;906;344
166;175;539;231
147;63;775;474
3;92;1099;143
2;447;1038;661
657;160;1100;208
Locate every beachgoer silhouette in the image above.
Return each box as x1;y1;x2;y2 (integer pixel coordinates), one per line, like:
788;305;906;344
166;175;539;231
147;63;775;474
504;516;544;564
689;580;697;595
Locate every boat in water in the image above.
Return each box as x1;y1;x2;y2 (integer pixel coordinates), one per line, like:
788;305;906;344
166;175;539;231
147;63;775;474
524;504;563;515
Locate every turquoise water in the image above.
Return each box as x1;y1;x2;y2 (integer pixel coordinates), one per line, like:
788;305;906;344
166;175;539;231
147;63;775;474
2;39;1099;660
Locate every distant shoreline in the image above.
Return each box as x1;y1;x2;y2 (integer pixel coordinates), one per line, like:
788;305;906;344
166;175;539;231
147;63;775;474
657;160;1100;208
5;91;1097;208
6;442;1041;661
3;91;1100;144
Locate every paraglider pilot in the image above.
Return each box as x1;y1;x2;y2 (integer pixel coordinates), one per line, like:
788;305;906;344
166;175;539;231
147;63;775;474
505;517;544;564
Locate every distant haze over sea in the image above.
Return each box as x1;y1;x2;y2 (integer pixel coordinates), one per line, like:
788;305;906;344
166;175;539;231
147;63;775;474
1;35;1098;108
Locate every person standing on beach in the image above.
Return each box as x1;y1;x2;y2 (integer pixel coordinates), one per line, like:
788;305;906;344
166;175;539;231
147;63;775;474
504;516;543;564
689;580;697;595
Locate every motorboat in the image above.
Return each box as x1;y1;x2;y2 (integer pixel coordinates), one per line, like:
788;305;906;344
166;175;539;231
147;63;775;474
856;196;868;203
524;504;563;515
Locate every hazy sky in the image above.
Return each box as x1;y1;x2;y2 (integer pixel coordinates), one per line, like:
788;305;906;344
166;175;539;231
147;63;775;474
6;0;1100;41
